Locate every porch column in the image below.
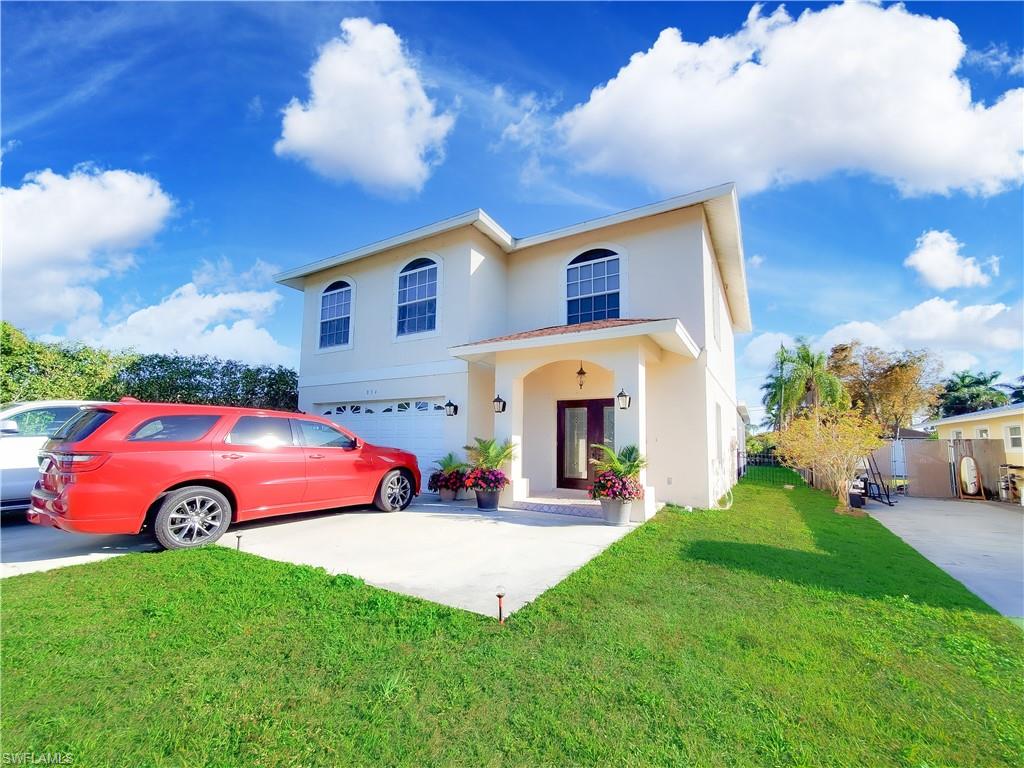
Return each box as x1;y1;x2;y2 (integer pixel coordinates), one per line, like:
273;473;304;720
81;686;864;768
614;348;655;521
494;366;529;504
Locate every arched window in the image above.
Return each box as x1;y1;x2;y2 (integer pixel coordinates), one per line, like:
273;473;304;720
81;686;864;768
319;280;352;348
397;257;438;336
567;248;619;325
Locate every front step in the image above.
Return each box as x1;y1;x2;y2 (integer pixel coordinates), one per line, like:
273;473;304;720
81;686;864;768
509;497;603;520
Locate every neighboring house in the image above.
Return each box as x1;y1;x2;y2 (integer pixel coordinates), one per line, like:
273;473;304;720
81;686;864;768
923;403;1024;467
275;183;752;517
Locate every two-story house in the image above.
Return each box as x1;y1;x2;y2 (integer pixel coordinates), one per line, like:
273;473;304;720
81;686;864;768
275;182;752;518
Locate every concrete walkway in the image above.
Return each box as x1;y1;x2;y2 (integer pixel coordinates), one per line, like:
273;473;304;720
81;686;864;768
870;496;1024;620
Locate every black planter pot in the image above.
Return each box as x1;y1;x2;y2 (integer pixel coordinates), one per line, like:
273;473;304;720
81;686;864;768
475;490;500;510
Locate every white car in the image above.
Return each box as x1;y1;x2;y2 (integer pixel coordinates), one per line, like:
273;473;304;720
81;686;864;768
0;400;106;513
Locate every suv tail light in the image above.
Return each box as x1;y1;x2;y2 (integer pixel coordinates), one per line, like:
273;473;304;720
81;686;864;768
49;452;111;472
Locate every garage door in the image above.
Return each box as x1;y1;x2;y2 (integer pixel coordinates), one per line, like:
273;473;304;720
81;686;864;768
318;399;447;474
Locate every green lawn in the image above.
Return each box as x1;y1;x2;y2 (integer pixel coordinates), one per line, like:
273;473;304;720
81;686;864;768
3;477;1022;767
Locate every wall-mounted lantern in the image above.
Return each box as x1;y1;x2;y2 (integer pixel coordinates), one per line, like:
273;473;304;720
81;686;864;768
492;395;507;414
576;361;587;390
616;389;632;410
444;400;459;416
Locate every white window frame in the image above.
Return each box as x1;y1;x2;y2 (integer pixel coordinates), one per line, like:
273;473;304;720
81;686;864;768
562;244;628;326
393;255;442;342
1006;424;1023;450
951;429;964;439
974;426;990;439
317;278;355;352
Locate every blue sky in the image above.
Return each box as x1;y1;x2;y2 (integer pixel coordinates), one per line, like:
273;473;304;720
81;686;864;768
2;1;1022;422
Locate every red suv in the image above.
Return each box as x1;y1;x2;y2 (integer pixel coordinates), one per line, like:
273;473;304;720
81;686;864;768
28;402;420;549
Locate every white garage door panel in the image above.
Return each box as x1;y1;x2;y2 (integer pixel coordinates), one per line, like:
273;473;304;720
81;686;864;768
320;400;446;474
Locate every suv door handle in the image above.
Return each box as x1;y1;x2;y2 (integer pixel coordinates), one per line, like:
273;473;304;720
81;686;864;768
308;453;326;459
221;453;243;460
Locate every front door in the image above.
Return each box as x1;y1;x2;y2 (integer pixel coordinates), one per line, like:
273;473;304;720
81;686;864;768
556;399;614;490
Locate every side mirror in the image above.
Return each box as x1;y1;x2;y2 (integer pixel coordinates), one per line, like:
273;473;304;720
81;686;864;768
0;419;20;434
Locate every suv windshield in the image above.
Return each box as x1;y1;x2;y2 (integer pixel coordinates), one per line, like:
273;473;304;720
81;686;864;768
52;409;114;442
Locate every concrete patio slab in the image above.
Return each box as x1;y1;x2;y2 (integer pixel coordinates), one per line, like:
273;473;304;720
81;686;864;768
223;499;635;616
870;496;1024;620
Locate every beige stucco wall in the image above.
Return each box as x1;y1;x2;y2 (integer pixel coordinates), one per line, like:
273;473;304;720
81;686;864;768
506;207;708;342
935;412;1024;466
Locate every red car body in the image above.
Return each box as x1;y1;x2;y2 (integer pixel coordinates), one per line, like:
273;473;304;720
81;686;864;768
28;402;420;537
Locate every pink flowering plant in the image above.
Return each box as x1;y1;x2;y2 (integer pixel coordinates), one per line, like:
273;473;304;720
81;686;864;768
588;470;644;501
587;444;647;501
464;467;509;492
427;469;465;493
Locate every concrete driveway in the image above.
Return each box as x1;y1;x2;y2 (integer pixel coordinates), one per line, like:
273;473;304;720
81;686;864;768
224;500;634;616
870;496;1024;620
1;517;157;578
2;501;635;617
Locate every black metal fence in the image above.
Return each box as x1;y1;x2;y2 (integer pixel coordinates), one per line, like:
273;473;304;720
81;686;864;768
738;449;812;487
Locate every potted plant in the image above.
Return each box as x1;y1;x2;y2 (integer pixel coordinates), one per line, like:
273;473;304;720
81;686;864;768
463;437;515;510
588;444;647;525
427;452;467;501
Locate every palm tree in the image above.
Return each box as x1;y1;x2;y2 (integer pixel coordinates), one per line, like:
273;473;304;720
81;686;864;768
998;375;1024;404
937;370;1008;416
786;339;846;411
760;340;846;430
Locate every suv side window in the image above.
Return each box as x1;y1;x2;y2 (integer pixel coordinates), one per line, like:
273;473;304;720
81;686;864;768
9;407;81;437
296;420;356;449
225;416;296;448
129;415;220;442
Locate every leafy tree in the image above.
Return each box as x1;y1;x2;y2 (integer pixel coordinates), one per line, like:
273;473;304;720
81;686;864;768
775;405;884;510
998;375;1024;404
827;343;940;434
110;354;298;410
1;323;297;410
1;322;134;402
760;340;846;430
936;370;1008;417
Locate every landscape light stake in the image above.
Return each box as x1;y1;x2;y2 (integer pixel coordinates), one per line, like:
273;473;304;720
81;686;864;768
235;534;242;551
496;586;506;625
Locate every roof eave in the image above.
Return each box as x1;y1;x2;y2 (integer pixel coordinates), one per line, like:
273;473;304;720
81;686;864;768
448;318;700;363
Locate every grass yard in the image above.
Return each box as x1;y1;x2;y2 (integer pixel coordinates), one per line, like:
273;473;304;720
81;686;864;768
2;476;1022;767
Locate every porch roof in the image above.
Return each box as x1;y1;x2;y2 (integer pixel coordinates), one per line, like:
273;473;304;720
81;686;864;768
448;318;700;363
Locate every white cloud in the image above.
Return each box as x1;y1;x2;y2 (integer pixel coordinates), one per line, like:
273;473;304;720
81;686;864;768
903;230;999;290
1;165;174;332
556;2;1024;196
742;331;795;369
965;43;1024;76
817;297;1022;372
192;256;279;293
748;254;765;268
73;283;294;366
275;17;455;194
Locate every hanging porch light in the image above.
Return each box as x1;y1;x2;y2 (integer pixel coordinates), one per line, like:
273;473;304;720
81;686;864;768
576;361;587;390
616;388;632;409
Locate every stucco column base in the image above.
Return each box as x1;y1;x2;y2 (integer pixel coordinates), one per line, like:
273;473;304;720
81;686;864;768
633;487;657;521
500;477;530;506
